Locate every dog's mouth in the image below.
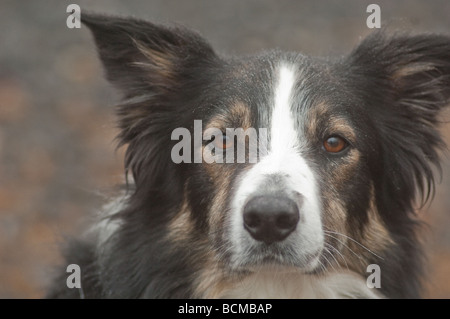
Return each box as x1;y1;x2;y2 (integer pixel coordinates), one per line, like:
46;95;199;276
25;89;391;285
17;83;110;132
228;243;323;273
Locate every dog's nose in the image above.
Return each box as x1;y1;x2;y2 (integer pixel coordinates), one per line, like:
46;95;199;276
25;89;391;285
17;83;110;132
243;196;300;244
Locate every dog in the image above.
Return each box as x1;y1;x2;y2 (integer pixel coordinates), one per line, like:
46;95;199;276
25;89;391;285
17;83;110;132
47;13;450;298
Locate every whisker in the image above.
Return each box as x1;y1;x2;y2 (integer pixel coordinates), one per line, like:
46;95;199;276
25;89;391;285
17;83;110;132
324;233;367;268
316;258;327;274
321;247;337;272
324;229;384;261
329;246;350;270
324;242;348;270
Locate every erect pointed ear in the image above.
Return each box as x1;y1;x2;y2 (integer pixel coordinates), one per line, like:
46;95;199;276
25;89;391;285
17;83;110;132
347;32;450;212
81;13;218;98
81;13;219;192
348;31;450;113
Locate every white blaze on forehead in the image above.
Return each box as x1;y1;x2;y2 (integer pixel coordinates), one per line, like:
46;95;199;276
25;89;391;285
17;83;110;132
270;65;299;155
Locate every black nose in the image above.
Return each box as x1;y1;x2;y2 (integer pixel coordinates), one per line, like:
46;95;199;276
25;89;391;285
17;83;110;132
243;196;300;244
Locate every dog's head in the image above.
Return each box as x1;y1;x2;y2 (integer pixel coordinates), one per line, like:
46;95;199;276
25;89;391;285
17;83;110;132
83;14;450;297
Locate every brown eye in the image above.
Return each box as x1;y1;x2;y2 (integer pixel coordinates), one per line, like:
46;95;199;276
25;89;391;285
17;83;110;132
213;135;233;149
323;136;348;153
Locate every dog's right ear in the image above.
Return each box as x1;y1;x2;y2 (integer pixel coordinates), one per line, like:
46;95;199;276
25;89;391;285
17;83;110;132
82;14;219;191
81;13;218;98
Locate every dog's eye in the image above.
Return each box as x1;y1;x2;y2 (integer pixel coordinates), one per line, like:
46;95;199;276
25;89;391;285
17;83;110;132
214;135;233;149
323;136;348;154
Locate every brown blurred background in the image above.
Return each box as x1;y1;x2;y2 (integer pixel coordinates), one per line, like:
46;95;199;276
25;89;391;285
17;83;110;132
0;0;449;298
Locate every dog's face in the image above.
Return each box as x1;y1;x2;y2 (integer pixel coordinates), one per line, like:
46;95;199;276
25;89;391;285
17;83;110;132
83;14;450;293
190;58;376;273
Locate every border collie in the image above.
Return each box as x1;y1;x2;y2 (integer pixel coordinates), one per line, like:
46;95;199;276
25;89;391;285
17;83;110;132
48;13;450;298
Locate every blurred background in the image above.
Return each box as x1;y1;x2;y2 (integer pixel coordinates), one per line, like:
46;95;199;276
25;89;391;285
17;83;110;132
0;0;449;298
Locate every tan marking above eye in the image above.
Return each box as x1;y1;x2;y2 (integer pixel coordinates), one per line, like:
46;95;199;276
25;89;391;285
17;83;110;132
213;135;233;149
323;136;348;153
306;102;357;147
207;101;252;131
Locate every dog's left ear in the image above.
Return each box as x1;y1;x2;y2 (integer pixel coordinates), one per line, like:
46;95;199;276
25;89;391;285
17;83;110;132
348;32;450;112
347;32;450;212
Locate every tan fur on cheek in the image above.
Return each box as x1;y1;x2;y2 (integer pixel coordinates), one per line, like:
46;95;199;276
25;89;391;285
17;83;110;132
323;198;347;233
168;207;234;298
322;154;393;273
167;196;196;243
322;150;360;239
343;183;393;273
360;184;394;253
330;149;360;192
322;195;348;252
207;174;232;235
166;183;236;298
